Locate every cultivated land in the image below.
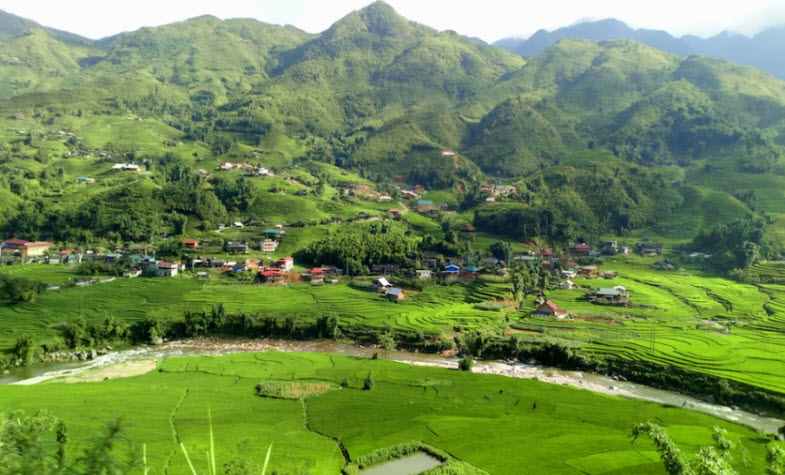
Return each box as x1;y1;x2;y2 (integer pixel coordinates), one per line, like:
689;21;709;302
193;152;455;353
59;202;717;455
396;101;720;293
7;255;785;397
0;352;772;474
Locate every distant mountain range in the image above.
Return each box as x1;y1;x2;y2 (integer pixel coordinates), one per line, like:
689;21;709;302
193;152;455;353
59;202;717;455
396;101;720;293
496;19;785;80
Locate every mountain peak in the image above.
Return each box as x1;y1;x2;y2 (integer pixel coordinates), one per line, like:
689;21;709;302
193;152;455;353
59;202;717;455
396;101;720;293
327;0;411;38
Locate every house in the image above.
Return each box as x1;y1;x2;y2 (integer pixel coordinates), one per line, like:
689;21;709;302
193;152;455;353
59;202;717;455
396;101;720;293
385;288;406;302
415;199;435;213
601;241;619;256
111;163;141;172
415;269;432;280
440;149;456;157
224;241;249;254
124;269;142;279
578;266;600;278
258;268;285;284
182;239;199;250
378;195;393;202
374;277;393;291
443;264;461;275
653;260;676;271
157;261;180;278
263;228;284;240
1;240;53;258
306;268;325;284
233;222;245;229
636;242;664;257
560;279;576;290
274;257;294;272
261;239;279;253
388;209;403;220
572;243;592;256
482;257;501;268
219;162;236;171
533;300;569;319
588;286;631;306
246;167;272;177
401;190;419;200
561;270;578;279
221;261;238;273
464;265;480;275
601;271;618;279
77;176;95;184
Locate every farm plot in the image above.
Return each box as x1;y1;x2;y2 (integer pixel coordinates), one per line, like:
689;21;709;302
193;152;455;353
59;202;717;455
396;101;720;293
0;352;770;474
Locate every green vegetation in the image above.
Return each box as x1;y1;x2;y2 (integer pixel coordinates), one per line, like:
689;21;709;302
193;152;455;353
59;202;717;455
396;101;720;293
3;3;785;471
0;352;776;474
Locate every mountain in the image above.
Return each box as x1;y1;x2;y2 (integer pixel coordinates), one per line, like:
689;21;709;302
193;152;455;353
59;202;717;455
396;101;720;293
1;1;785;244
495;19;785;80
0;9;92;45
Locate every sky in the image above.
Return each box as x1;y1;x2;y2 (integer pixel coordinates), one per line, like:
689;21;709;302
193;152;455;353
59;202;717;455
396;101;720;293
2;0;785;41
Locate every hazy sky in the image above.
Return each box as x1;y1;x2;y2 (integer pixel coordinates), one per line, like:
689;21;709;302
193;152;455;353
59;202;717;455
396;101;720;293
3;0;785;41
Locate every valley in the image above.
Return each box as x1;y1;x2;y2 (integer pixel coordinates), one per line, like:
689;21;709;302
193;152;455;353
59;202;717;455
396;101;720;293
1;1;785;473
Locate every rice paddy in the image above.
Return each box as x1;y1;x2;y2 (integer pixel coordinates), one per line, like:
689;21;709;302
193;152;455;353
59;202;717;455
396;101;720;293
0;352;772;474
6;255;785;399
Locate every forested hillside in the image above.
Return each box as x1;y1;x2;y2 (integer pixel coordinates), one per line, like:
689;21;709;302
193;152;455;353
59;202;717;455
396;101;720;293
496;18;785;80
1;1;785;249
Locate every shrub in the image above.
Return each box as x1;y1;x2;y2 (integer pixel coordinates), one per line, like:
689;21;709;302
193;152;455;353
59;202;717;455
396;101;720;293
363;372;375;391
458;356;474;372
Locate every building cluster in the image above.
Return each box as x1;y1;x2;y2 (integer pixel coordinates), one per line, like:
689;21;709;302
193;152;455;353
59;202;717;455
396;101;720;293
217;162;274;177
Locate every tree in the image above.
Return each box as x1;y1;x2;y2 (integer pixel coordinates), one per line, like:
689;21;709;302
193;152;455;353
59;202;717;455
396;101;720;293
10;335;35;366
490;241;512;265
768;445;785;475
510;263;536;310
632;422;739;475
378;332;396;358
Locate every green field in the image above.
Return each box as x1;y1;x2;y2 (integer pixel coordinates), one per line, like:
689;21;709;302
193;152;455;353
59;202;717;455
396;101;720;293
0;352;773;474
10;256;785;399
0;266;511;347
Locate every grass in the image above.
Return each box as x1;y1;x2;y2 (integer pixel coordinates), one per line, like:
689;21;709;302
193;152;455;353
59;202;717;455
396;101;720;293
0;268;511;347
0;352;772;474
11;256;785;399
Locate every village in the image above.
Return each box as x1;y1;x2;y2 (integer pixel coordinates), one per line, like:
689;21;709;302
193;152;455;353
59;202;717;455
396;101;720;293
0;228;680;317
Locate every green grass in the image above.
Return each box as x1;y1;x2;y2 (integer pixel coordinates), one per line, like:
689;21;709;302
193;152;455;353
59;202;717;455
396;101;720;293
0;271;511;348
0;352;771;474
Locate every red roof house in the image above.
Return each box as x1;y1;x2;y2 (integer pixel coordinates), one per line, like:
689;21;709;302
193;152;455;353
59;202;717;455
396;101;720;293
533;300;569;319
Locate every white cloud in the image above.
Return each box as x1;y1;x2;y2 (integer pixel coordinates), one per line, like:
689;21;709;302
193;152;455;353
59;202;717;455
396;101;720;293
0;0;782;41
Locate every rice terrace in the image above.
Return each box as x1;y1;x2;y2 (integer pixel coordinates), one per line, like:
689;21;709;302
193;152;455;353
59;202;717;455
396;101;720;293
4;0;785;474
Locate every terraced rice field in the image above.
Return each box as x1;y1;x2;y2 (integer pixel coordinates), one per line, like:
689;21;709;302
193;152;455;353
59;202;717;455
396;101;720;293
528;258;785;394
8;257;785;398
0;352;771;474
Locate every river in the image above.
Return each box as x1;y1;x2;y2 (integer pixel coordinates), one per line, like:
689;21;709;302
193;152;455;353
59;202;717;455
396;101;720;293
2;338;782;434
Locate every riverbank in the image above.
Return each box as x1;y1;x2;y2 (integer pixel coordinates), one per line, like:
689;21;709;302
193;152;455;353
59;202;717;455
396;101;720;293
8;337;783;434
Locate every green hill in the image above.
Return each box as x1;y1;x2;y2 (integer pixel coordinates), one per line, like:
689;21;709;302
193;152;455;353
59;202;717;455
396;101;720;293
0;2;784;245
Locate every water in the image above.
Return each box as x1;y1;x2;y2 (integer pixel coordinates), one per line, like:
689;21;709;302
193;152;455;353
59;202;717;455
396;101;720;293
360;452;443;475
3;338;782;433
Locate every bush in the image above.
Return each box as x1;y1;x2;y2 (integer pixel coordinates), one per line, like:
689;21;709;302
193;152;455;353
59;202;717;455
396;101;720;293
9;336;35;366
0;275;46;304
363;372;375;391
458;356;474;371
